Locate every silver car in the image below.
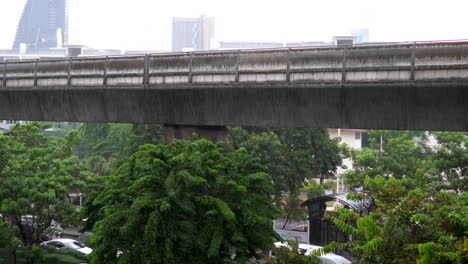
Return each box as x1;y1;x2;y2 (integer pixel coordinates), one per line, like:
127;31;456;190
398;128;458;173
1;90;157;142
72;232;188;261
41;238;92;255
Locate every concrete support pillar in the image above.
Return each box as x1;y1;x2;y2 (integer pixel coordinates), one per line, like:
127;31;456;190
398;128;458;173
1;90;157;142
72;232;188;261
162;125;228;143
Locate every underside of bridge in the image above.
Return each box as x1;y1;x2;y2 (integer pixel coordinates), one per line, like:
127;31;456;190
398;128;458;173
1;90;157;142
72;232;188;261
0;82;466;131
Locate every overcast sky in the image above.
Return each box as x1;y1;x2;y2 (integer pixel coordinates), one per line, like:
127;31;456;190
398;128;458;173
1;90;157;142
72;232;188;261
1;0;468;50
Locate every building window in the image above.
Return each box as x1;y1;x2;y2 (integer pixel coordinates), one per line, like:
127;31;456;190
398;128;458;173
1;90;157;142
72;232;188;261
355;132;361;140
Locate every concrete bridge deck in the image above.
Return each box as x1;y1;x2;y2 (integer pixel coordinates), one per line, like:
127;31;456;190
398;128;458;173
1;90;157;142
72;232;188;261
1;41;467;131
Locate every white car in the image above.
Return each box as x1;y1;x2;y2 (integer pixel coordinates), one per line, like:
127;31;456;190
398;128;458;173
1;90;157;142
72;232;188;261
274;242;351;264
41;238;92;255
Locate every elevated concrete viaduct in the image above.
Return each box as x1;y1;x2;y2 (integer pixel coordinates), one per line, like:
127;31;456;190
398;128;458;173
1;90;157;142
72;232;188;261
0;41;467;132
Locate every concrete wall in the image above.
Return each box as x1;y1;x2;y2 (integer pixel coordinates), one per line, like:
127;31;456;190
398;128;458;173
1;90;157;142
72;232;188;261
1;42;468;131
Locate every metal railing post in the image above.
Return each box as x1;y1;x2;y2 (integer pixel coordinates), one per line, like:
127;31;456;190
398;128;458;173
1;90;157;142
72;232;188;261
410;42;416;81
235;50;240;83
2;61;6;88
103;56;109;86
188;52;194;84
33;59;38;87
286;48;291;83
67;58;72;86
341;47;348;84
144;54;150;88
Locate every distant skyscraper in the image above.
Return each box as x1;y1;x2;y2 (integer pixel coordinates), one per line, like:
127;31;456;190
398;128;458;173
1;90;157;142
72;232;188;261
13;0;68;50
172;16;214;51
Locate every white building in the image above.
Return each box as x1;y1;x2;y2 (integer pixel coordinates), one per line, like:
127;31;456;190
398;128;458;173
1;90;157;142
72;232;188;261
0;120;15;133
328;128;367;192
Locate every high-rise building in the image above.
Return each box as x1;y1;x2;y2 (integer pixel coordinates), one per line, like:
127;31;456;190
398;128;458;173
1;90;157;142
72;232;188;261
13;0;68;50
172;16;214;52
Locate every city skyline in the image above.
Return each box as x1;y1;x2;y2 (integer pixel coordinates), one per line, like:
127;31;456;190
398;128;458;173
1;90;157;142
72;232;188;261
13;0;68;50
1;0;468;50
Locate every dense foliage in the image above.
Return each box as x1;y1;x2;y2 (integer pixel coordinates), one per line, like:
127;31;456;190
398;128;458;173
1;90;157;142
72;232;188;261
344;131;467;192
325;176;468;264
228;127;343;202
326;131;468;263
301;180;336;199
78;123;163;161
2;122;466;264
344;131;430;188
87;139;280;263
227;127;343;229
432;132;468;193
0;123;89;246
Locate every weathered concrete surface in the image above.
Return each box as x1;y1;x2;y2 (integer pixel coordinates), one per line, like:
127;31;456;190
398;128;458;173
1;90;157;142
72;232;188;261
0;83;466;131
1;41;468;131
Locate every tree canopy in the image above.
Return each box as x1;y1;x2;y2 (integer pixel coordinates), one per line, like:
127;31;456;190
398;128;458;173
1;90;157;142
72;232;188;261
432;132;468;193
344;130;467;192
327;130;468;263
78;123;163;161
0;123;88;247
228;127;343;200
87;139;280;263
3;122;465;264
325;176;468;264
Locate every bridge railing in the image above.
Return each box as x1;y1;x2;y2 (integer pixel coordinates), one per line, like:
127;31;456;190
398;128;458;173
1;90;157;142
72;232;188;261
2;41;468;88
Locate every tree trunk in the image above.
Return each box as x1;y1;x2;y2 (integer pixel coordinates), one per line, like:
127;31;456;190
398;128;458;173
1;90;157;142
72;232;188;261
282;213;290;230
17;223;29;246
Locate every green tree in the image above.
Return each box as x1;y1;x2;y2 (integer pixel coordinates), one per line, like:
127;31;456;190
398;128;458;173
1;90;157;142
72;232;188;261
127;124;164;153
228;127;342;202
280;194;308;230
228;127;342;231
228;127;288;205
0;123;85;246
86;139;280;264
78;123;133;160
78;123;163;160
344;130;433;189
432;132;468;193
275;128;342;185
325;176;468;264
0;220;20;264
301;180;325;199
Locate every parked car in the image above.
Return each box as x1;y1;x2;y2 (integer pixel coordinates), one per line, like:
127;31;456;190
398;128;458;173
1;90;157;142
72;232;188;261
41;238;92;255
274;242;351;264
